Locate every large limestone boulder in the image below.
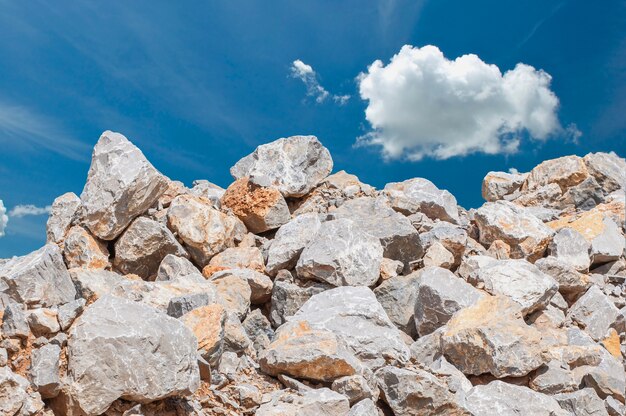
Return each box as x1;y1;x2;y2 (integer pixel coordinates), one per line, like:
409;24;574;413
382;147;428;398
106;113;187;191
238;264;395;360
583;152;626;194
474;201;554;261
114;216;187;279
566;285;620;341
296;219;383;287
265;213;322;276
269;273;331;327
167;194;245;266
0;244;76;307
63;226;110;270
79;131;170;240
548;227;591;272
230;135;333;198
481;171;527;201
332;197;423;270
383;178;460;224
289;286;411;369
374;273;421;337
524;155;589;192
67;295;200;415
221;177;291;233
441;296;546;377
46;192;81;244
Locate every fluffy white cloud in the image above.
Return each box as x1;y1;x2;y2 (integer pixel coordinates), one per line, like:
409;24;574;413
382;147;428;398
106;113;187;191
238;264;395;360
0;200;7;237
290;60;350;105
9;204;52;218
357;45;574;160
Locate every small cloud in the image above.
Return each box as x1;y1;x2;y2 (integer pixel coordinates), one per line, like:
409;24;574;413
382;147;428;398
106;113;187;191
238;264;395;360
9;204;52;218
290;60;350;105
357;45;570;161
508;167;520;174
0;200;8;237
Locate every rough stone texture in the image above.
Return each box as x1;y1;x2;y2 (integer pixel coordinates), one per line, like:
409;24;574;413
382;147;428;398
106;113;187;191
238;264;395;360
180;304;225;366
420;222;468;265
269;273;331;327
347;399;378;416
482;171;527;201
46;192;81;244
422;241;455;269
114;216;187;279
331;375;376;405
470;259;558;315
296;219;383;287
332;197;423;270
27;308;61;336
474;201;554;261
290;286;411;369
536;257;590;298
376;365;469;416
221;177;291;233
524;155;589;192
529;361;578;394
189;180;225;207
0;366;44;416
167;194;244;266
58;298;86;331
464;381;569;416
243;308;274;353
441;296;546;377
383;177;460;224
69;268;124;301
265;213;322;276
156;254;202;282
566;285;620;341
2;302;30;338
589;217;624;265
205;246;265;275
230;135;333;198
67;295;200;415
415;267;485;336
0;244;76;307
79;131;170;240
583;152;626;194
63;226;110;270
166;292;211;318
374;273;421;338
548;227;592;272
30;343;62;398
553;388;609;416
210;273;251;320
256;387;349;416
210;268;273;304
260;320;362;382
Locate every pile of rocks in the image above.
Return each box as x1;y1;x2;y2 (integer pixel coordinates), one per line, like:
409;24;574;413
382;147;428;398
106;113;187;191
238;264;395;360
1;131;624;416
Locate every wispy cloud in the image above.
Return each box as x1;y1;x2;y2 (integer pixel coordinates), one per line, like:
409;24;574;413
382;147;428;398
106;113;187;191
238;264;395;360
8;204;52;218
0;100;89;161
0;200;7;237
290;59;350;105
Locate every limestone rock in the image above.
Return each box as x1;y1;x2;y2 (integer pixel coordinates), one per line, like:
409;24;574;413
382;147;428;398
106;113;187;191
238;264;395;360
62;226;110;270
296;219;383;287
290;286;411;369
30;343;62;398
189;180;225;207
27;308;61;336
166;293;211;318
58;298;86;331
347;399;378;416
221;177;291;233
535;257;590;298
211;268;273;304
209;273;251;320
529;361;578;394
242;308;274;353
583;152;626;194
230;135;333;198
0;244;76;307
205;246;265;275
269;273;331;327
548;227;591;272
114;217;187;279
0;366;45;416
46;192;81;244
482;171;527;201
524;155;589;192
2;302;30;338
156;254;203;282
415;267;485;336
79;131;170;240
422;241;455;269
441;296;546;377
566;285;620;341
180;304;225;366
374;273;421;337
383;178;460;224
260;320;362;382
265;213;322;276
67;295;200;415
167;194;244;266
331;375;376;405
70;268;124;301
256;387;349;416
553;388;609;416
589;216;624;265
474;201;554;261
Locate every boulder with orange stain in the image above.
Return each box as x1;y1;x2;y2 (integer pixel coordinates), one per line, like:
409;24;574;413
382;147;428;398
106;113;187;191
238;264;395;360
181;304;226;365
62;226;110;270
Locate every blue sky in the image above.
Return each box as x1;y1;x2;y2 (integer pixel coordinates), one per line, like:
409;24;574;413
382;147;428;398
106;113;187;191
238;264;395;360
0;0;624;257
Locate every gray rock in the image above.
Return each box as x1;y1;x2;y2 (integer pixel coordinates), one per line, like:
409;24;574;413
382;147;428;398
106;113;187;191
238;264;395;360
209;273;251;320
269;273;331;327
559;176;605;210
296;219;383;287
422;241;455;269
256;387;350;416
62;226;110;269
0;244;76;307
67;295;200;415
415;267;485;336
605;395;625;416
474;201;554;261
166;292;211;318
0;366;44;416
156;254;203;282
30;343;61;398
230;135;333;198
375;365;468;416
471;259;558;315
383;178;460;224
331;375;376;405
290;286;411;369
419;222;468;266
529;361;578;394
409;328;444;366
374;273;421;337
0;348;7;366
79;131;170;240
536;256;590;298
265;213;322;276
567;285;620;341
242;308;274;354
46;192;81;244
1;303;30;338
70;268;123;301
27;308;60;336
114;216;187;279
553;388;609;416
58;298;86;331
223;311;252;353
575;349;626;403
464;381;569;416
590;217;624;265
211;268;273;304
332;197;423;271
548;227;592;272
189;180;225;207
167;194;244;267
583;152;626;194
347;399;378;416
482;171;527;201
525;155;589;192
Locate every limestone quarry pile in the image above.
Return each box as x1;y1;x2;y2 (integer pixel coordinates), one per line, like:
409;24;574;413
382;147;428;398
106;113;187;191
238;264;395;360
1;130;625;416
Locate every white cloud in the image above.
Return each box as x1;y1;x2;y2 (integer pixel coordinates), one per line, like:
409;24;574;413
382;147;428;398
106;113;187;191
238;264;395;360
290;60;350;105
357;45;577;160
8;204;52;218
0;200;7;237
